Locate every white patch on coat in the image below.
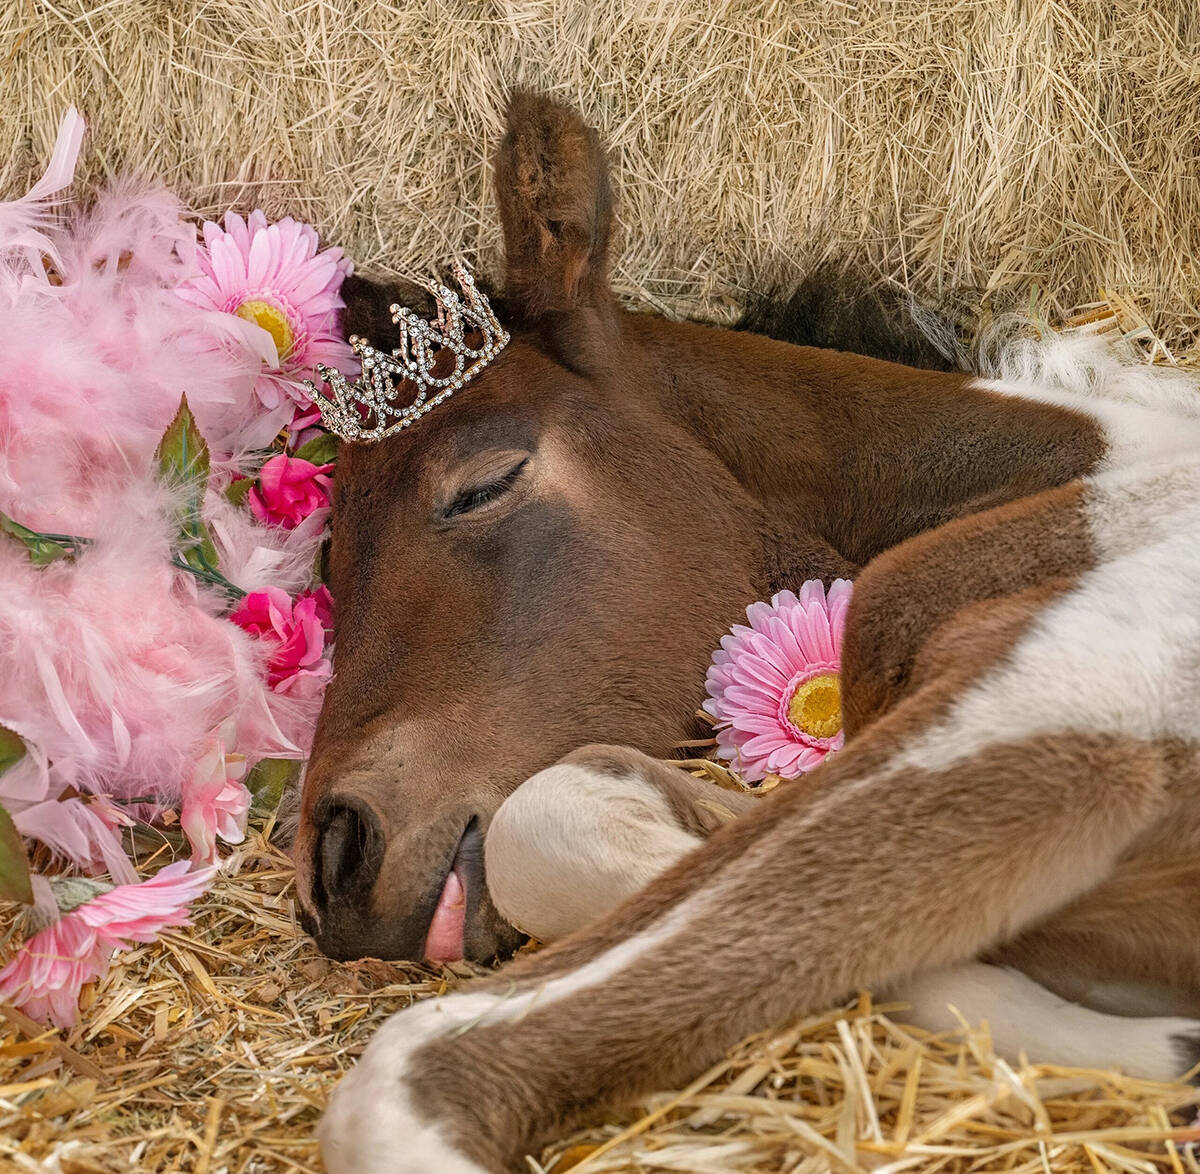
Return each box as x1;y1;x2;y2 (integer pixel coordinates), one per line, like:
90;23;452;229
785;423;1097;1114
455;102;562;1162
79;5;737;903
893;453;1200;775
320;1026;489;1174
486;763;703;942
893;962;1197;1081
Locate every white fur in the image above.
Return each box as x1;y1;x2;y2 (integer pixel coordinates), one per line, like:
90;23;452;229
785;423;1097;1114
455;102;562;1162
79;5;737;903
972;323;1200;420
894;962;1195;1080
967;310;1200;472
891;454;1200;781
486;763;703;941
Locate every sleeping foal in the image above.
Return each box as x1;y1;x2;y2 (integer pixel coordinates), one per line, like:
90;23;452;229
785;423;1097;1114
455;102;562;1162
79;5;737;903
299;93;1200;1172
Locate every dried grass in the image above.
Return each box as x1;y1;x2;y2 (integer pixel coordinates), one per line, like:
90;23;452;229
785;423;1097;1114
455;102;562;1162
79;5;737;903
3;1;1200;354
1;819;1198;1174
4;1;1200;1170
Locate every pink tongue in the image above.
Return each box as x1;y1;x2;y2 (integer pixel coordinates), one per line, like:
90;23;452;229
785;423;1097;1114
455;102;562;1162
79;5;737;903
423;868;466;962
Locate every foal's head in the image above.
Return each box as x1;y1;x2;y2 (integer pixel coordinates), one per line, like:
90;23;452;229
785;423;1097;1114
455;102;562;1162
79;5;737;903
294;93;767;961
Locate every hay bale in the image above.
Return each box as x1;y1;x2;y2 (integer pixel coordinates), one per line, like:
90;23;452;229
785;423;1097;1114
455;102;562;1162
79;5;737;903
3;1;1200;358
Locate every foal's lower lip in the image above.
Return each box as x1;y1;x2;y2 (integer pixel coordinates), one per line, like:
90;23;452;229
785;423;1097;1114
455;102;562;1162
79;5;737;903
423;861;467;963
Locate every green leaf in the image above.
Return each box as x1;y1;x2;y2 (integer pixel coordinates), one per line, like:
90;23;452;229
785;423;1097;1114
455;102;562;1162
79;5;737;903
155;394;211;487
0;726;25;776
294;432;338;466
245;758;300;817
155;395;221;576
225;477;254;507
0;512;70;565
179;536;221;576
0;806;33;905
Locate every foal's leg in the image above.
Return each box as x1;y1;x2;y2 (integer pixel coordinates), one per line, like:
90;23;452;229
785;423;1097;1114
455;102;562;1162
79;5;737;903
319;709;1170;1173
486;745;1196;1082
899;963;1197;1080
484;745;756;942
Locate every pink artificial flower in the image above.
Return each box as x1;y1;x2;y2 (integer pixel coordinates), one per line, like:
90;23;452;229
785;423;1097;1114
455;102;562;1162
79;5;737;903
230;585;333;695
0;862;213;1028
306;583;335;635
13;795;137;885
181;725;251;865
0;913;110;1029
703;580;853;783
176;210;355;430
247;454;334;530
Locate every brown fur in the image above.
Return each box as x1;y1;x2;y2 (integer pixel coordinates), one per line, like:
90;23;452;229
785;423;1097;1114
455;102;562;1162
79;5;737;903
294;94;1110;965
311;93;1200;1172
841;480;1092;731
396;494;1191;1169
496;90;615;324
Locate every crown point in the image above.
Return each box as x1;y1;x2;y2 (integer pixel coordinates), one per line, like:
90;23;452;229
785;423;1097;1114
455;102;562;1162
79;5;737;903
304;262;507;443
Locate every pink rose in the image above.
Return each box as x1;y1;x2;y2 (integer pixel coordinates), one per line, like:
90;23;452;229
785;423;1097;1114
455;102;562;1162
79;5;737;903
247;454;333;530
182;724;251;865
230;585;334;693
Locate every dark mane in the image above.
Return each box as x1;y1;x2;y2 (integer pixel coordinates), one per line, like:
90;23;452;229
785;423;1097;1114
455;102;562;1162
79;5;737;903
343;265;957;374
736;263;957;372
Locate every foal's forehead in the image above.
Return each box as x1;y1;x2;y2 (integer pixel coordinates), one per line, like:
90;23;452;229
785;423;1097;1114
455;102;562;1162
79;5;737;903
334;336;603;497
336;404;539;494
437;411;539;462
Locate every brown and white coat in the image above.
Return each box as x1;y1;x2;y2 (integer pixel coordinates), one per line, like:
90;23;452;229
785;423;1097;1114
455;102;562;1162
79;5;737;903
306;94;1200;1173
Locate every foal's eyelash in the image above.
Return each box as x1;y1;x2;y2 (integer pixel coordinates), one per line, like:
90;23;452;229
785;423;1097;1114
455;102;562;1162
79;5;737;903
444;459;529;518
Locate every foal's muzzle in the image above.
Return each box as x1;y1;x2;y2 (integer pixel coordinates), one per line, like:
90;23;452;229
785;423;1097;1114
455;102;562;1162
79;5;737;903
299;791;524;964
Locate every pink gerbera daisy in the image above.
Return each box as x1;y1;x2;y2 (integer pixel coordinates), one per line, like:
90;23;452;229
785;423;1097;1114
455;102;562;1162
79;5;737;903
0;862;213;1027
703;579;853;782
177;210;356;432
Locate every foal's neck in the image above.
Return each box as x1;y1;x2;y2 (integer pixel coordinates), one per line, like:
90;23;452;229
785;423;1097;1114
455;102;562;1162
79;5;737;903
633;315;1105;579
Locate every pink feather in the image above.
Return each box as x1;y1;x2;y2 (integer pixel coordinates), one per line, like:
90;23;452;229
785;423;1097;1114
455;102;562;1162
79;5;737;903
0;107;85;278
0;115;333;871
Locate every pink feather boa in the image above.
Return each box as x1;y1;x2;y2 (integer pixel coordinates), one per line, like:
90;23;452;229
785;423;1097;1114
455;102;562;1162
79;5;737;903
0;110;339;869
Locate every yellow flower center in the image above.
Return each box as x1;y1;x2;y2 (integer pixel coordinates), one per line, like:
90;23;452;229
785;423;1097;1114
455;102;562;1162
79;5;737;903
786;673;842;740
236;299;295;360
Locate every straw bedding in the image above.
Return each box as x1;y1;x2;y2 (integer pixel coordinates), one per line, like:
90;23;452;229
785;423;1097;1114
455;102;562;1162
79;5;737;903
2;819;1199;1172
4;1;1200;1171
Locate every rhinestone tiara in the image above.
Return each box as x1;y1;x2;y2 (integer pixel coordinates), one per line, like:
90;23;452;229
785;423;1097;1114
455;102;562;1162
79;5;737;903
303;261;510;442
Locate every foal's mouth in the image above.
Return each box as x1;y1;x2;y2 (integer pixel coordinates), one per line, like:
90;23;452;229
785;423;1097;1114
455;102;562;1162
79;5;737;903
423;817;483;963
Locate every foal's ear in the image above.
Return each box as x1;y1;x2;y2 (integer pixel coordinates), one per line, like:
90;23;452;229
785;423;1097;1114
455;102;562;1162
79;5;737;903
340;273;430;351
495;91;615;322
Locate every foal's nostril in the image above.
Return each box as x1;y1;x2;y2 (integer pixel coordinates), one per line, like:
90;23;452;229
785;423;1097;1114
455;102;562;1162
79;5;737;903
314;801;383;906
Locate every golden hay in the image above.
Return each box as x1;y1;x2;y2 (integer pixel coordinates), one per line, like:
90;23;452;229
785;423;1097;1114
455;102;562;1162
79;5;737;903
5;2;1200;1171
3;1;1200;355
1;809;1199;1174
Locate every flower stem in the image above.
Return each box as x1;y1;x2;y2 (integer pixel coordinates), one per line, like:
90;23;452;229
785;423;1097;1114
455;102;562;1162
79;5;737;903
170;557;246;600
5;518;246;600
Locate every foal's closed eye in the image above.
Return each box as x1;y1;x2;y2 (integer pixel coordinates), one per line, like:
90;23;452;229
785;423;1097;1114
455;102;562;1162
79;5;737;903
444;456;530;519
